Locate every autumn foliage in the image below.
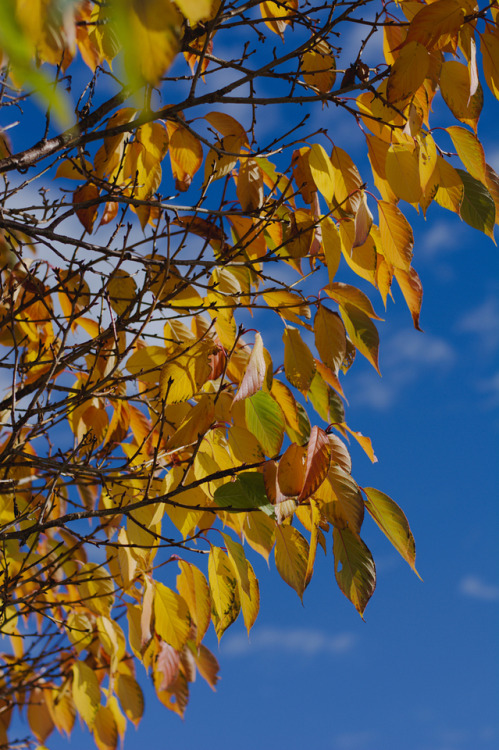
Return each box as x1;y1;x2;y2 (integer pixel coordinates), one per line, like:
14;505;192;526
0;0;497;747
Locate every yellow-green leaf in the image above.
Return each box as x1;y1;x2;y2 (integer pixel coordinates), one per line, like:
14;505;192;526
314;305;347;374
447;126;487;184
245;391;285;456
364;487;421;578
283;327;316;392
274;524;309;600
339;303;380;374
333;527;376;618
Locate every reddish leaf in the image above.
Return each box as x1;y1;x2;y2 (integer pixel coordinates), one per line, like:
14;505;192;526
298;426;332;502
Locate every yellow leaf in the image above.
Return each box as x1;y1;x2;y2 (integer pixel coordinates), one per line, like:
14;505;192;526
385;145;422;204
27;688;54;743
177;561;211;644
72;661;101;729
167;121;203;190
405;0;465;51
321;216;342;282
73;183;100;233
237;157;264;211
175;0;215;23
418;133;438;193
325;281;383;319
314;305;347;374
333;527;376;618
447;125;487;184
260;0;298;37
308;143;335;202
106;270;137;317
480;29;499;99
154;582;190;650
110;0;182;85
440;61;483;131
204;111;248;143
394;266;424;331
208;546;240;639
339;303;380;374
274;525;309;600
77;562;114;616
364;487;421;579
93;705;118;750
233;332;267;402
262;289;311;325
330;145;364;215
277;443;307;496
386;41;429;103
378;201;414;272
115;673;144;728
283;327;316;392
434;156;464;213
302;39;336;93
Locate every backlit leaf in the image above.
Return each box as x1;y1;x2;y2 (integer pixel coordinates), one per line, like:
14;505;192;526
447;126;487;184
405;0;465;51
314;305;347;374
72;661;101;729
378;201;414;272
339;303;380;374
480;29;499;99
214;472;275;517
245;391;285;456
176;562;211;645
154;583;190;651
298;426;331;502
333;527;376;617
208;546;240;639
233;332;266;402
308;143;335;202
440;61;483;131
283;327;316;392
274;524;309;600
385;145;422;204
386;42;429;103
457;169;496;239
364;487;421;578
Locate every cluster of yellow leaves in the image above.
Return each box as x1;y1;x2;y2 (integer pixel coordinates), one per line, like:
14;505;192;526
1;0;499;747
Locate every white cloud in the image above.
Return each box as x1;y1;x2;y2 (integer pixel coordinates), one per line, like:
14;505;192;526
347;329;455;411
221;626;356;657
420;221;457;259
456;295;499;354
459;575;499;602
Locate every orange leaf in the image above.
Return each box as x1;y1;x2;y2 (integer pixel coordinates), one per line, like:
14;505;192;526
298;426;331;502
73;183;100;233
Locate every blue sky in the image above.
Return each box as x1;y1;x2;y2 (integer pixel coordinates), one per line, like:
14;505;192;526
2;6;499;750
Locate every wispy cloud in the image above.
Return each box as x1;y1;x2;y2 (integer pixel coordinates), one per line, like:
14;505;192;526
456;295;499;354
420;221;457;259
348;329;455;411
221;627;356;657
459;575;499;602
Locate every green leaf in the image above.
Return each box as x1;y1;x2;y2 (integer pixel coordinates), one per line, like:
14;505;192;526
363;487;421;578
456;169;495;240
214;472;275;518
333;527;376;618
245;391;285;456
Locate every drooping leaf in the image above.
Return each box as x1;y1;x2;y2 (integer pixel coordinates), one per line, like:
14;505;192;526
298;426;331;502
314;305;347;374
333;527;376;618
233;332;267;402
378;201;414;272
154;583;190;651
274;524;309;600
447;126;487;184
72;661;101;729
339;303;380;374
176;562;211;645
457;169;496;239
364;487;421;578
283;327;316;392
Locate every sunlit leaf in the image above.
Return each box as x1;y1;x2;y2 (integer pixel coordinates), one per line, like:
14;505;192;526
333;527;376;617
